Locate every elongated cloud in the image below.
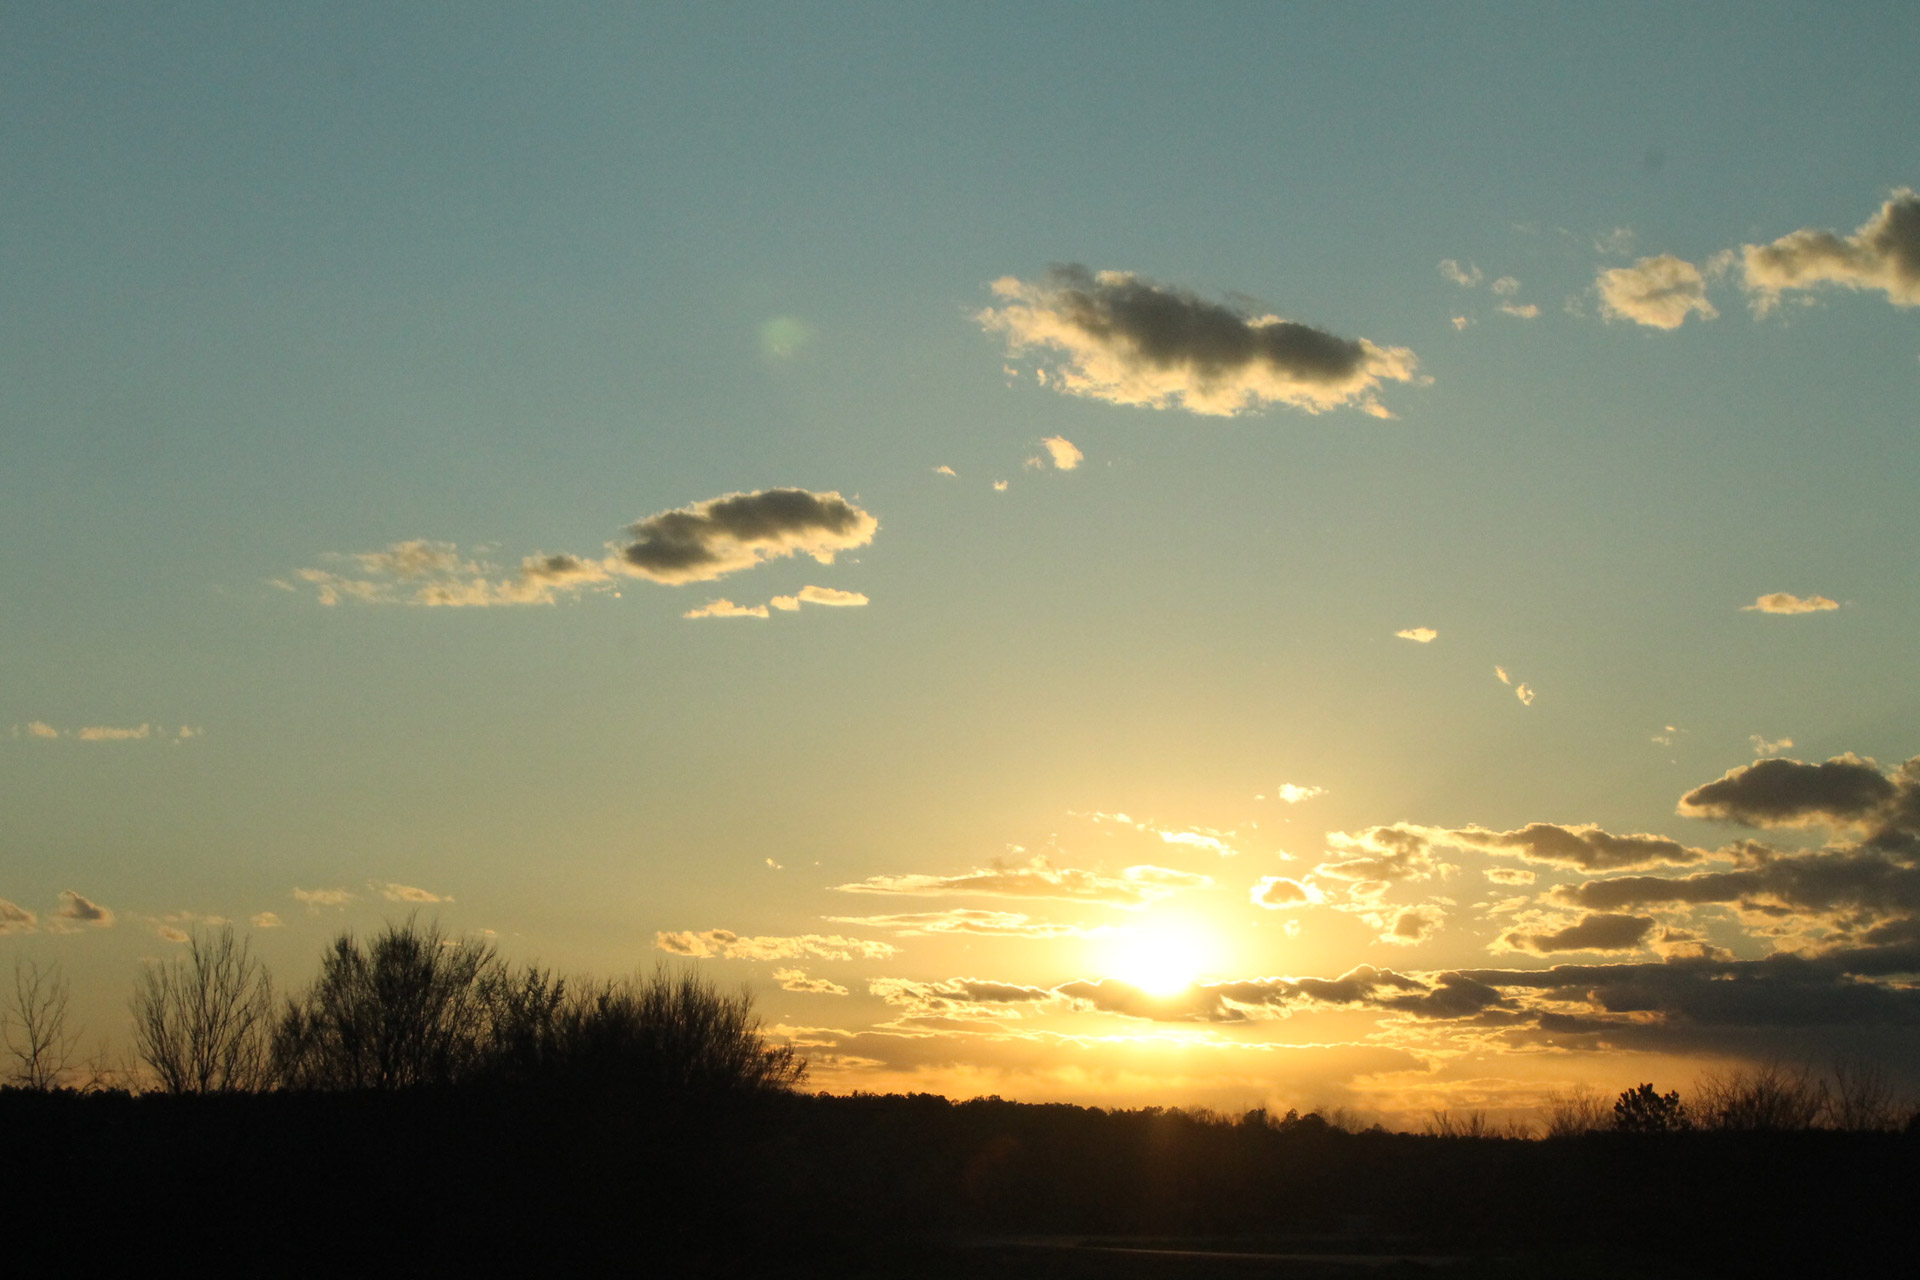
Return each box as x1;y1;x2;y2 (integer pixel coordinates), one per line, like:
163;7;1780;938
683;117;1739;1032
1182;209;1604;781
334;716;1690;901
654;929;896;961
376;882;450;904
1497;911;1656;955
1395;627;1437;643
293;887;355;909
297;541;616;607
1556;850;1920;929
1436;822;1710;872
772;968;848;995
979;265;1417;417
770;585;870;611
835;854;1210;907
1679;755;1897;829
1743;592;1838;615
1596;254;1718;329
682;598;770;619
1743;188;1920;312
620;489;877;584
826;909;1099;938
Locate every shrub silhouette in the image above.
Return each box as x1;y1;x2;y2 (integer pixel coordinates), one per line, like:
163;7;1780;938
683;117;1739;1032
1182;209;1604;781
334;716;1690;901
1611;1082;1690;1133
1693;1063;1826;1132
131;926;274;1093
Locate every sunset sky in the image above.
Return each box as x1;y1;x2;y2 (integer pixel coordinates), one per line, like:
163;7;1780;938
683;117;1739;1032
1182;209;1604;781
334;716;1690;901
6;3;1920;1122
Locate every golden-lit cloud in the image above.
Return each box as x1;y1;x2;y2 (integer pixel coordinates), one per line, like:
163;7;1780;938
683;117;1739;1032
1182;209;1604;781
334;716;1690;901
376;882;450;903
0;899;38;934
827;909;1101;938
1038;436;1084;470
979;265;1417;417
933;464;957;477
250;911;283;928
1250;876;1322;910
1595;254;1718;329
770;585;870;611
772;968;848;995
77;724;152;741
834;854;1210;907
293;886;355;909
53;889;113;930
1394;627;1437;643
21;721;60;739
1494;911;1659;955
654;929;896;961
619;488;877;584
1434;822;1711;872
1375;904;1445;947
1742;592;1839;614
1438;259;1483;288
1750;734;1795;758
1275;783;1325;804
1484;867;1537;886
1316;825;1450;887
1743;188;1920;312
1677;754;1896;830
682;598;770;619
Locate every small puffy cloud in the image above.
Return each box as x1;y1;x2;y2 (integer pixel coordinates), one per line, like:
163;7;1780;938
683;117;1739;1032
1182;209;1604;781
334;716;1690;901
1751;735;1795;758
21;721;60;739
1039;436;1084;471
1317;825;1448;886
1450;316;1472;331
654;929;896;961
250;912;283;929
376;882;450;904
155;925;190;943
1484;867;1537;886
293;887;355;909
1436;822;1710;872
54;890;113;929
834;854;1209;908
1490;276;1521;297
1595;254;1718;329
1438;260;1483;288
683;598;770;619
1743;592;1839;615
1743;188;1920;312
620;489;877;585
1395;627;1437;643
1377;904;1444;947
0;899;37;934
1678;754;1896;830
1497;911;1657;955
769;585;870;611
1250;876;1322;910
1514;683;1535;706
826;909;1099;939
76;724;152;741
992;480;1009;492
979;264;1418;417
1275;783;1325;804
771;968;848;995
933;465;957;477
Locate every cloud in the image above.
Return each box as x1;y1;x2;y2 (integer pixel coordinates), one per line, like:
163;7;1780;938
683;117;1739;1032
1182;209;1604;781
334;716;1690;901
1498;301;1540;320
293;887;355;909
1678;755;1897;830
979;265;1418;417
250;912;283;929
870;977;1057;1019
54;890;113;929
76;724;152;741
0;899;37;934
21;721;59;739
1743;188;1920;312
1435;822;1711;872
1554;851;1920;940
825;909;1100;939
1751;735;1795;758
834;854;1210;907
297;541;617;608
1250;876;1323;910
992;480;1009;492
1497;912;1657;955
1039;436;1084;470
1159;829;1235;856
1595;254;1718;329
1316;825;1449;887
1377;904;1445;947
933;465;957;477
619;488;878;584
1515;683;1535;707
155;925;190;943
1484;867;1537;886
1438;260;1483;288
1494;666;1510;684
1275;783;1325;804
771;968;848;995
653;929;896;961
770;585;870;611
1743;592;1839;614
1395;627;1437;644
683;598;770;619
376;882;450;904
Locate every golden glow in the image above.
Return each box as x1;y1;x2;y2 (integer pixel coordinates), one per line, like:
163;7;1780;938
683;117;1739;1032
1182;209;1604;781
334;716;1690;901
1101;917;1220;995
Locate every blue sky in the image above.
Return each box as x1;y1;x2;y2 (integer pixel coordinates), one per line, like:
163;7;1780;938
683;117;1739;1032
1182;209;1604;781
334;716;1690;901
5;3;1919;1119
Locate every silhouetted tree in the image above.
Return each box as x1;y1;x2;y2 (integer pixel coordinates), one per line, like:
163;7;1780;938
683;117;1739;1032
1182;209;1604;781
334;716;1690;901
1611;1083;1690;1133
131;925;275;1093
273;917;515;1090
548;966;806;1097
5;958;79;1090
1693;1064;1826;1131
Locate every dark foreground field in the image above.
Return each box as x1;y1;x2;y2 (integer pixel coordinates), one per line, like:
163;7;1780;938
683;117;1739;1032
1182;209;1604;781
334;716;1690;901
5;1088;1911;1277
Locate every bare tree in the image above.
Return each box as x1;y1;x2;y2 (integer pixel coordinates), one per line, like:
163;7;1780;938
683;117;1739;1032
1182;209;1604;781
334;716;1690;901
550;965;807;1097
1828;1056;1904;1132
131;925;275;1093
1541;1086;1610;1138
5;958;80;1090
1693;1062;1828;1131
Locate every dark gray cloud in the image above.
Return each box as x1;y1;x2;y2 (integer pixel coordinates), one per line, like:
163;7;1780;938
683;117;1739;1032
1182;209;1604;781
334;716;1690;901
1557;849;1920;935
1743;188;1920;311
1315;824;1448;887
869;977;1055;1016
620;488;878;585
1438;822;1710;872
979;265;1417;417
1678;755;1898;829
1497;912;1657;955
54;890;113;928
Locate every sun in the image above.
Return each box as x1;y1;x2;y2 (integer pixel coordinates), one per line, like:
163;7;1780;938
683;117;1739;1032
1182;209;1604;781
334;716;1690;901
1104;919;1218;996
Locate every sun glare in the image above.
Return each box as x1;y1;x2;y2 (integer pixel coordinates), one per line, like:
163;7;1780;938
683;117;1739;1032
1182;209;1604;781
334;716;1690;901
1104;919;1218;995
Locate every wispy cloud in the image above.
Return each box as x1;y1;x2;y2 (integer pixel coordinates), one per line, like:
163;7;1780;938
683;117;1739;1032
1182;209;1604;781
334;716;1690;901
772;968;849;995
1743;592;1838;614
293;887;355;909
1438;259;1483;288
375;882;450;904
770;585;869;611
0;899;37;934
1595;254;1718;329
1743;188;1920;313
980;265;1417;417
826;909;1102;938
1435;822;1711;872
654;929;896;961
835;854;1210;908
1395;627;1437;644
250;912;283;929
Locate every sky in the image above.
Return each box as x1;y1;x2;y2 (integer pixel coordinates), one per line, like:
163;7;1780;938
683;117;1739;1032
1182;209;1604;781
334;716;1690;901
5;2;1920;1123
